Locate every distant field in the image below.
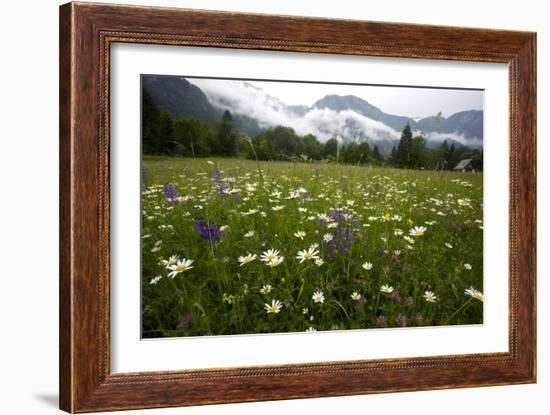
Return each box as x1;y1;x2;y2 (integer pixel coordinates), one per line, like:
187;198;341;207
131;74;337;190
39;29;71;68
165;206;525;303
141;156;484;338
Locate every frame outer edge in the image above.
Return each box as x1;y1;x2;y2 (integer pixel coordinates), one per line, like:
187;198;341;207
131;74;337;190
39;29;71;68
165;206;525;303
521;33;537;382
59;2;537;412
59;2;75;413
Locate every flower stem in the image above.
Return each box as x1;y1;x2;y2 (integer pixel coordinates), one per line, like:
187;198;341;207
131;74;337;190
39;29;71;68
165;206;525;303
443;298;473;325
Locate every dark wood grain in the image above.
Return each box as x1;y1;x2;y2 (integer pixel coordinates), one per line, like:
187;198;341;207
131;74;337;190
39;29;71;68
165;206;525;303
59;3;73;411
59;2;536;412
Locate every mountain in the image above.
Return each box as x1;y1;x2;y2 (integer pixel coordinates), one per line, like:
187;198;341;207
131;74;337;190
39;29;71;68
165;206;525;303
312;94;416;132
142;76;263;135
142;75;219;124
416;110;483;138
142;75;483;154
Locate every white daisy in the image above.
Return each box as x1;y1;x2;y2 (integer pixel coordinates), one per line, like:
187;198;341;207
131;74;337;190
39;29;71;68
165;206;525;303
323;233;334;242
294;231;306;240
362;261;373;271
167;259;194;278
149;275;162;285
423;291;438;303
350;292;362;301
260;284;272;295
445;242;453;249
160;255;179;269
296;247;320;263
266;256;284;267
244;230;255;238
380;284;394;293
260;249;281;263
314;258;325;267
238;253;257;266
305;327;317;332
241;208;258;216
317;213;330;222
464;263;472;270
465;287;484;301
409;226;427;237
264;299;283;314
312;290;325;304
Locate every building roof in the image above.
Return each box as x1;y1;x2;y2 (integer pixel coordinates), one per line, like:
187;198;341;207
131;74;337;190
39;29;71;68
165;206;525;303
454;159;473;170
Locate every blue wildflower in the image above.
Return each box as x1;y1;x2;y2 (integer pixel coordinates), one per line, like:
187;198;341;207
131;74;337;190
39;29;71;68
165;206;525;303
213;169;226;195
325;208;358;255
193;219;222;242
163;182;178;203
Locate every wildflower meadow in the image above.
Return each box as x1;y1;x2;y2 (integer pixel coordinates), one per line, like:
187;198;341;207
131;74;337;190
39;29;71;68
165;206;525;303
141;156;484;338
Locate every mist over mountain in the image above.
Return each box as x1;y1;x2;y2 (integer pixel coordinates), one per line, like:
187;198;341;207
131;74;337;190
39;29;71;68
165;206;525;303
142;75;483;154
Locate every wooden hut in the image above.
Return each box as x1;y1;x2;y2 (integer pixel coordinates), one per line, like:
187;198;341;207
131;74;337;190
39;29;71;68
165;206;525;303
454;159;475;172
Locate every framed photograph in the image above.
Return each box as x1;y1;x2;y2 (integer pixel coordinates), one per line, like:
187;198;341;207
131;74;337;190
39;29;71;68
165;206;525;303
59;2;536;412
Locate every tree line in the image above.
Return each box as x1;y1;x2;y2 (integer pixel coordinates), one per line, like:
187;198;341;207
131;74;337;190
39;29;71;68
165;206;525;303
387;124;483;171
142;88;482;171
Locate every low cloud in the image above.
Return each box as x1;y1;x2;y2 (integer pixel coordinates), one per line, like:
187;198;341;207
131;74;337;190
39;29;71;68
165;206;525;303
190;78;481;148
419;131;483;148
192;78;400;143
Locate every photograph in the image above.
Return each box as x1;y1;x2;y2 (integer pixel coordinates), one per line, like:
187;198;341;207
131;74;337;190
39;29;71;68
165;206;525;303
140;75;485;338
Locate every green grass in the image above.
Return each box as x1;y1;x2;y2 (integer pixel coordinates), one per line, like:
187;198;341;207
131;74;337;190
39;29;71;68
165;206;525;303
141;156;483;338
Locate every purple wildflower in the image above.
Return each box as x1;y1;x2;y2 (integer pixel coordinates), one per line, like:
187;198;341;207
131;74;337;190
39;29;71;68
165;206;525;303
391;255;399;262
177;312;193;331
414;314;424;326
376;315;387;327
390;291;401;303
405;296;414;307
395;313;407;327
325;208;358;255
163;182;178;203
213;169;226;195
383;265;391;275
193;219;222;242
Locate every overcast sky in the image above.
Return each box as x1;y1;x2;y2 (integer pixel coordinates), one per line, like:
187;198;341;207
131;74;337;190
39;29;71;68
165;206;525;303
190;78;483;119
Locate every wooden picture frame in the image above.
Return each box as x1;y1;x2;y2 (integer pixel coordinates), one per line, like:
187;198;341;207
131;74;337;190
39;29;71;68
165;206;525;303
59;2;536;412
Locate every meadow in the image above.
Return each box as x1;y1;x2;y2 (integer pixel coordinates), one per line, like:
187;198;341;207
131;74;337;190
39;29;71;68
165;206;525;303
141;156;484;338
